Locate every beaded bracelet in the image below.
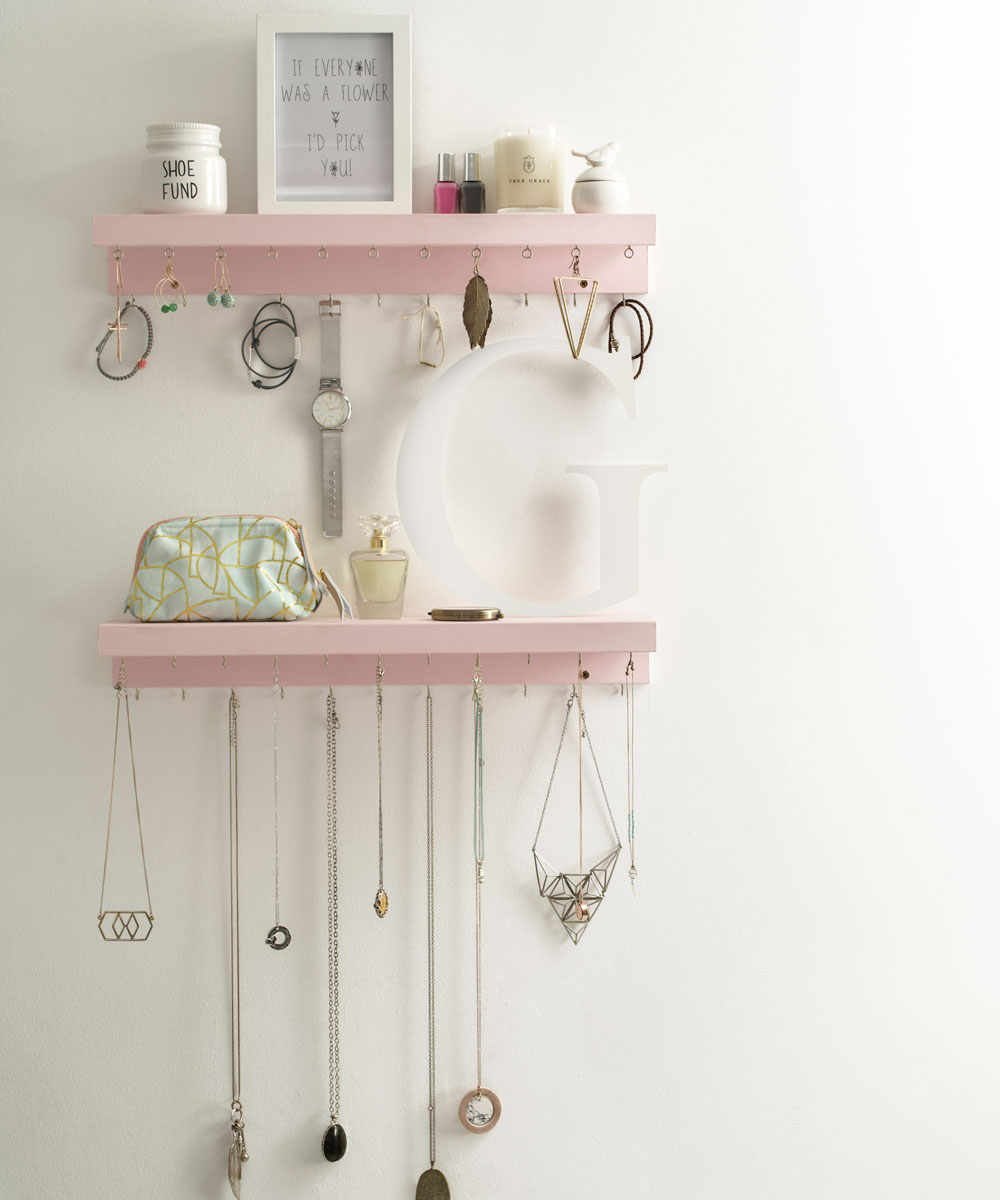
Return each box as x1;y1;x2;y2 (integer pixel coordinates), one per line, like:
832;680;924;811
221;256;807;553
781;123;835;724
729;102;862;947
96;301;154;382
241;300;300;390
608;298;654;380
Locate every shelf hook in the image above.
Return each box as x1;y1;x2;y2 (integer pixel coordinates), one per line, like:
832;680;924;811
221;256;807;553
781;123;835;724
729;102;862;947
368;245;379;259
624;244;635;259
317;246;328;259
164;246;174;261
267;246;278;260
419;245;430;259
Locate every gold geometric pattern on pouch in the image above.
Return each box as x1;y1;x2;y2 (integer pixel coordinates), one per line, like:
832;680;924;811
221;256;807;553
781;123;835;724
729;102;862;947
126;517;319;622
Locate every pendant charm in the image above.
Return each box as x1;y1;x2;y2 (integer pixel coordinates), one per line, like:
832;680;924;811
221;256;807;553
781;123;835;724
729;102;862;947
458;1087;502;1133
373;887;389;918
533;847;621;943
322;1122;347;1162
416;1167;451;1200
98;909;153;942
228;1117;247;1199
265;924;291;949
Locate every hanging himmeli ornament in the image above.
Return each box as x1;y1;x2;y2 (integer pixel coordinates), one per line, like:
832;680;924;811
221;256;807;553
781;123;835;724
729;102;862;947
266;657;291;949
227;691;250;1198
373;655;389;918
322;689;348;1163
97;658;154;941
532;674;622;944
625;652;638;892
458;659;501;1133
462;246;493;350
415;685;451;1200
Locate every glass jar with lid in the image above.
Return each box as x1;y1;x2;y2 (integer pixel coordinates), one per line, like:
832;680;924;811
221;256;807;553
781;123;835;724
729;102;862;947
141;123;228;214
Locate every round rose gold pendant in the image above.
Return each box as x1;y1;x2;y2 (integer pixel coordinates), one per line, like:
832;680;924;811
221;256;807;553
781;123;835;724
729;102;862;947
458;1088;501;1133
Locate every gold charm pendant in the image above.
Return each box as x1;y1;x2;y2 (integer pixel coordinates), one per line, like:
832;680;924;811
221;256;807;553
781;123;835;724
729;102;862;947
373;887;389;918
553;246;599;358
416;1167;451;1200
462;246;493;349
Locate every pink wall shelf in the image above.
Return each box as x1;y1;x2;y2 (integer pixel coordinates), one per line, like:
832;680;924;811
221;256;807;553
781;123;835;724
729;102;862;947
98;614;655;688
93;213;655;296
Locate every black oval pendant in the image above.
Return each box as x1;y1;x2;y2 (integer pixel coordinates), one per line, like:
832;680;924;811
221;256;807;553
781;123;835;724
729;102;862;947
322;1123;347;1162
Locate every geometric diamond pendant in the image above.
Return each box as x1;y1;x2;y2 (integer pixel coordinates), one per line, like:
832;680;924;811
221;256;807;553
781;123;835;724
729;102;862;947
98;910;154;941
532;847;621;944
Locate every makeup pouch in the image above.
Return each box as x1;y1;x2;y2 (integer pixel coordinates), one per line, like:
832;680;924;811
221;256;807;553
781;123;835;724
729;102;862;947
124;515;323;621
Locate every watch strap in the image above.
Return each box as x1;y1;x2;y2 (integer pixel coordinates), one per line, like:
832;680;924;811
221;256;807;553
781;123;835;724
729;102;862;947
321;428;343;538
319;298;341;388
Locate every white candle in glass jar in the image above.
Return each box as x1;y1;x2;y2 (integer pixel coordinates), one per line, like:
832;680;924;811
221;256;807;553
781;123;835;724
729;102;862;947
493;125;567;212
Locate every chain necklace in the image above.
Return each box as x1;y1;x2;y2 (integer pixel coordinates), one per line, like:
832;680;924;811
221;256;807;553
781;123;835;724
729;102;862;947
532;686;622;944
373;655;389;918
459;659;501;1133
98;657;154;942
416;686;450;1200
322;689;347;1162
625;653;638;891
266;658;291;949
228;690;249;1198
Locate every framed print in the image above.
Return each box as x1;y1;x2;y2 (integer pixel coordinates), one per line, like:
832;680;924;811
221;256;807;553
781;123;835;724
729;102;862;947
257;14;411;213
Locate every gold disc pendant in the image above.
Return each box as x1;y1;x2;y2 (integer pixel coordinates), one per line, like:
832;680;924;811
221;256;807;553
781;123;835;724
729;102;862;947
373;887;389;918
416;1167;451;1200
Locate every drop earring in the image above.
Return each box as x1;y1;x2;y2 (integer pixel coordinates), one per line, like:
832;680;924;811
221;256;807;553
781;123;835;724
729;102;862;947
209;248;236;308
154;248;187;313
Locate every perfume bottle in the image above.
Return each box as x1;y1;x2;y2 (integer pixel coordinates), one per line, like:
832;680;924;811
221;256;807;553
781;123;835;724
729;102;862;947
434;153;459;214
460;152;486;213
350;515;408;619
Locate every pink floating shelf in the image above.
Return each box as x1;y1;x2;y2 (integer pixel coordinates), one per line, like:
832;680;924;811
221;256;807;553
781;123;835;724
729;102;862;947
93;212;655;296
98;614;655;688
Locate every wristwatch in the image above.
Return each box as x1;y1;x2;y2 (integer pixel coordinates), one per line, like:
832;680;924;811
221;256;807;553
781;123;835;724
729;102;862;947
312;299;351;538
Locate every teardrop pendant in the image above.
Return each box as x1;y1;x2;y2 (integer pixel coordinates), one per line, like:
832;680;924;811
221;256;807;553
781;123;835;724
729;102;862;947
416;1167;451;1200
322;1122;347;1162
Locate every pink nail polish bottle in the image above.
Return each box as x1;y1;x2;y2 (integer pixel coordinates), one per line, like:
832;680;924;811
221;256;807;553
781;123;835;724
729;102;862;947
434;153;459;214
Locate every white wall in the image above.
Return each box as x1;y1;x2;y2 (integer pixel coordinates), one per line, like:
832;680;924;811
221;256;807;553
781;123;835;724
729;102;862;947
2;1;999;1197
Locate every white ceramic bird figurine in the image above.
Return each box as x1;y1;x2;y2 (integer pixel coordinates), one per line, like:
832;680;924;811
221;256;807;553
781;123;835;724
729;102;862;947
571;141;621;168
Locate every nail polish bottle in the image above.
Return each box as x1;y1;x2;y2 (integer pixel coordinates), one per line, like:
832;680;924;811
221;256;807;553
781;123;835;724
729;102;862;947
434;153;458;214
460;152;486;213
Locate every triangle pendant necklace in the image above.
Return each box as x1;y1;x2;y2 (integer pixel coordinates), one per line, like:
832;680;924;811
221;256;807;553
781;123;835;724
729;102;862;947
531;674;622;943
553;247;600;358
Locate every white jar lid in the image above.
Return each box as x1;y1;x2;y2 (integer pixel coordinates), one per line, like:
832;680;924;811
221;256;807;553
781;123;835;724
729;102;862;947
146;123;222;149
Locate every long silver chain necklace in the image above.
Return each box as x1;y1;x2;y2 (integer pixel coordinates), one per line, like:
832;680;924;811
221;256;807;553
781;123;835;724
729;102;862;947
228;690;249;1198
98;657;154;942
459;660;501;1133
625;653;638;891
373;655;389;918
416;686;450;1199
322;689;348;1162
266;658;291;949
532;684;622;944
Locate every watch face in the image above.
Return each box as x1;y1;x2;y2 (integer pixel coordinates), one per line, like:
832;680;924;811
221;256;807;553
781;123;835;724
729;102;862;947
312;389;351;429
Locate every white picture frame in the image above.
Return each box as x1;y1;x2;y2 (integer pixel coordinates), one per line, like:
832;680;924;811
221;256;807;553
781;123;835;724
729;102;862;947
256;13;412;214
